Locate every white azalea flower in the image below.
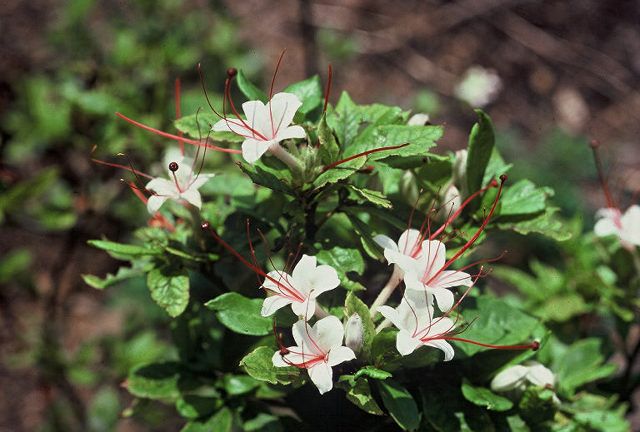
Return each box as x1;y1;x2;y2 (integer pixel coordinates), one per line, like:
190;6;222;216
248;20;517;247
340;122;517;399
378;290;456;360
594;205;640;247
145;148;214;214
399;239;472;312
491;361;559;403
273;316;356;394
212;92;306;164
260;255;340;320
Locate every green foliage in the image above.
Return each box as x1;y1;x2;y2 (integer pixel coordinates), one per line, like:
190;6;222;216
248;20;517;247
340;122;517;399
147;267;190;317
240;347;299;385
377;379;421;431
461;379;513;411
466;110;495;194
205;293;272;336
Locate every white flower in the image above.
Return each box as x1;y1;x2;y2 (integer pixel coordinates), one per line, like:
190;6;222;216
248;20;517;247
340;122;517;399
455;66;502;107
212;92;306;164
491;361;558;403
260;255;340;320
399;239;472;312
374;228;424;270
378;290;456;360
594;205;640;247
145;148;214;214
273;316;356;394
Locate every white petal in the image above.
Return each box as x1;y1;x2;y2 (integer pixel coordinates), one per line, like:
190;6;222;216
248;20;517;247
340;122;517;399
308;362;333;395
313;316;344;351
292;255;317;290
180;188;202;209
397;229;423;257
491;365;529;392
374;234;398;252
261;295;293;317
327;346;356;367
378;305;402;329
306;266;340;297
272;349;292;367
396;329;422;356
594;217;618;238
419;240;447;280
242;138;272;164
621;205;640;245
146;178;178;197
188;174;215;191
275;125;306;141
525;363;555;387
163;148;184;169
291;320;323;355
241;100;270;138
291;297;315;320
268;93;302;134
424;339;455;361
385;249;421;272
212;117;253;136
146;195;168;214
261;271;296;296
429;287;454;312
407;113;430;126
431;270;473;289
426;316;455;337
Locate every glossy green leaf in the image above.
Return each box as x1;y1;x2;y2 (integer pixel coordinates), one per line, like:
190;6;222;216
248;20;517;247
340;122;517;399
126;362;181;400
466;110;495;193
283;75;323;114
147;268;190;317
88;239;162;259
344;293;376;357
378;379;421;431
205;292;271;336
317;113;340;164
181;407;233;432
461;379;513;411
239;346;299;385
499;179;553;216
236;69;267;102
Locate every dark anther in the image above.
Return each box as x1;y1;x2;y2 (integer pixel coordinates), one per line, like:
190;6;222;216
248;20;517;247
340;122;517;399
531;341;540;351
499;174;508;182
227;68;237;78
169;161;179;172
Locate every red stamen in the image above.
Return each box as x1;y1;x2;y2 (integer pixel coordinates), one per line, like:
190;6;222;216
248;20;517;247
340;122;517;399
590;140;617;209
92;158;154;179
223;76;269;141
323;64;333;114
115;112;241;154
442;336;539;351
321;143;409;172
174;78;184;156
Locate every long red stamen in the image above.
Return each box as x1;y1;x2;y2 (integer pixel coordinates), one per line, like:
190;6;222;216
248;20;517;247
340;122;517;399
321;143;409;172
175;78;184;156
115;112;241;154
268;50;287;137
197;63;225;119
590;140;617;209
443;337;539;351
92;158;154;179
426;175;506;284
223;76;269;141
323;64;333;114
429;179;499;240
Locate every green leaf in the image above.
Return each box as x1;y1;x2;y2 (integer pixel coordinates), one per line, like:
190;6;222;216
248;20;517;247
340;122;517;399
491;266;543;301
174;112;243;142
348;185;392;209
236;69;267;102
466;110;495;193
88;239;162;259
461;379;513;412
420;386;461;432
126;362;181;400
181;407;233;432
244;413;283;432
554;339;617;395
317;114;340;164
497;207;571;241
82;266;143;290
499;179;553;216
283;75;323;114
377;379;421;431
176;396;220;420
238;162;294;195
326;91;361;148
240;346;299;384
223;374;260;396
316;246;365;291
453;297;539;356
536;294;590;322
205;292;271;336
344;211;384;260
146;268;190;318
366;125;442;162
344;293;376;357
0;249;31;283
337;376;385;415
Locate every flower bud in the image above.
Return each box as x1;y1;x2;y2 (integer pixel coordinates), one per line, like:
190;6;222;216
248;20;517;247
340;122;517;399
400;171;419;204
344;314;364;354
407;113;430;126
438;184;462;221
452;149;467;185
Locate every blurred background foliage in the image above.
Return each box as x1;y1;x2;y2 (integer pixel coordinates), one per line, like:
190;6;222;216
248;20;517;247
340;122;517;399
1;0;639;430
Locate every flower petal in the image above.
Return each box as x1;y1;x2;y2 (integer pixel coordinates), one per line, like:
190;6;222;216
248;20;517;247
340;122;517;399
241;100;270;137
242;138;272;164
525;363;555;387
292;255;317;289
308;362;333;395
275;125;306;141
621;205;640;245
396;329;422;356
418;240;447;280
424;339;455;361
146;195;168;214
261;295;293;317
291;320;323;356
374;234;398;252
491;365;529;392
146;178;178;197
429;287;454;312
397;229;423;257
261;271;295;296
594;217;618;238
180;188;202;209
431;270;472;289
188;174;215;191
306;265;340;297
212;117;253;136
268;93;302;134
327;346;356;367
377;305;402;329
291;297;315;320
313;315;344;352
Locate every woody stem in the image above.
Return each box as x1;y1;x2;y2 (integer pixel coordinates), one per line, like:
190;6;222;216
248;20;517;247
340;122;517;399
370;265;403;318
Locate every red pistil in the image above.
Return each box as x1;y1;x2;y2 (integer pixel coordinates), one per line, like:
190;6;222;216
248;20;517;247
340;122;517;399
321;143;410;172
115;112;241;154
92;158;153;179
590;140;617;210
442;336;539;351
